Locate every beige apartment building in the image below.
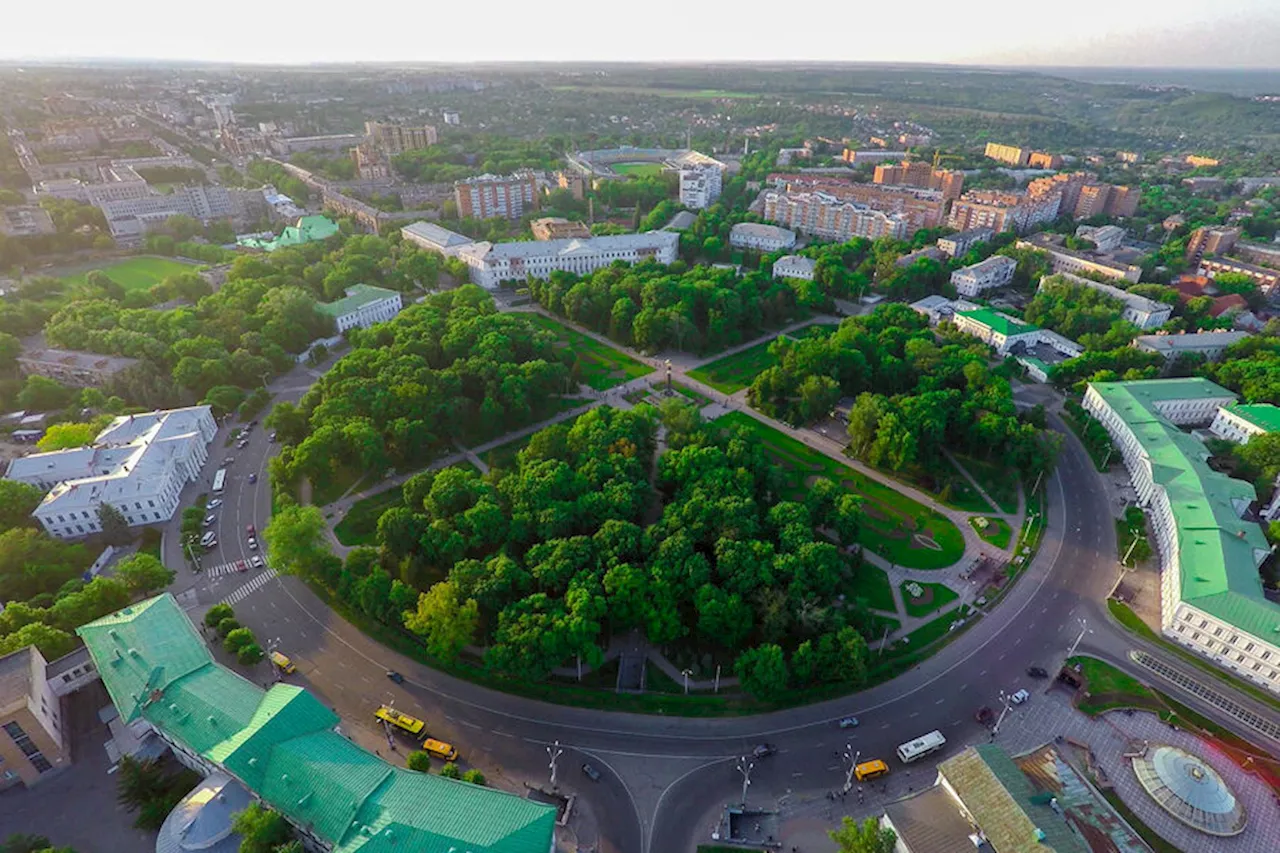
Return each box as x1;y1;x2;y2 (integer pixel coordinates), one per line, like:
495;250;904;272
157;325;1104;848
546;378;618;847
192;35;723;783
984;142;1029;166
0;646;69;790
872;160;964;200
364;120;437;155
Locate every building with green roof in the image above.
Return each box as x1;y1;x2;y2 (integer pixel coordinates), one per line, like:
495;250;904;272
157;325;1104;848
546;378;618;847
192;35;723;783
77;594;556;853
1083;379;1280;697
316;284;403;333
237;215;340;252
953;308;1042;356
1209;403;1280;446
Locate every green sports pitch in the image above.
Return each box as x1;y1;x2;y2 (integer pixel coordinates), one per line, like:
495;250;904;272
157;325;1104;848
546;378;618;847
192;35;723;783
60;256;200;294
611;162;666;178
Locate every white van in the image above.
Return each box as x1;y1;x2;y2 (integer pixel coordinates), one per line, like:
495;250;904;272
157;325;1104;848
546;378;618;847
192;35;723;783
200;531;218;549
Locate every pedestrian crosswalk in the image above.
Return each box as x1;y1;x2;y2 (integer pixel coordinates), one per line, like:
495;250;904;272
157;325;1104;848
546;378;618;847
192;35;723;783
221;569;279;605
205;560;252;578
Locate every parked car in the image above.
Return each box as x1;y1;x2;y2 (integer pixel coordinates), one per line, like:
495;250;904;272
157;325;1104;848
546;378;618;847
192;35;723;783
207;499;223;510
248;472;257;484
203;514;216;526
385;671;404;684
752;743;777;759
1010;689;1030;705
581;763;601;782
223;457;234;466
975;706;995;726
250;555;264;569
236;439;248;449
838;717;859;729
1026;666;1049;679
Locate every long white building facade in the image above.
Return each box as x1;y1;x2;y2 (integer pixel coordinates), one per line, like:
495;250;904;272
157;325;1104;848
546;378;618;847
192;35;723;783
760;190;908;242
5;407;215;540
1082;379;1280;696
456;231;680;288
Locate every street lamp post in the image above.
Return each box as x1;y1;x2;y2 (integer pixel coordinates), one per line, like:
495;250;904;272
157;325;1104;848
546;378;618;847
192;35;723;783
265;637;281;682
682;668;693;695
665;359;672;394
992;690;1013;736
547;740;563;790
842;745;860;793
735;755;754;807
1067;617;1092;659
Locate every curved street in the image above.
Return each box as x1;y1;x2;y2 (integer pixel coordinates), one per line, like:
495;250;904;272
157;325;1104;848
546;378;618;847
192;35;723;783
163;335;1280;853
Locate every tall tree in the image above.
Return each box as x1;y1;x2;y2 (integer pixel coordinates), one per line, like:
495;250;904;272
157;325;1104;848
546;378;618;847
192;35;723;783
97;503;134;546
830;817;896;853
231;803;294;853
404;582;479;663
263;505;329;577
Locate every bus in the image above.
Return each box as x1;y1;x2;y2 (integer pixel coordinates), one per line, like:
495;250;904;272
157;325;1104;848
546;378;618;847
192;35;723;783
421;738;459;761
374;705;425;737
212;468;227;494
896;730;946;764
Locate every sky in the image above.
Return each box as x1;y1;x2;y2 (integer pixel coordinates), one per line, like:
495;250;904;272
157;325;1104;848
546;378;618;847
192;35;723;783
1;0;1277;68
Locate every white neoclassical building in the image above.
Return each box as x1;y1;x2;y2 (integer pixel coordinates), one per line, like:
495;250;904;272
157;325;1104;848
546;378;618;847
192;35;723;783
456;231;680;289
772;255;816;281
950;255;1017;297
5;407;216;540
317;284;404;333
1082;379;1280;696
729;223;797;253
1208;403;1280;446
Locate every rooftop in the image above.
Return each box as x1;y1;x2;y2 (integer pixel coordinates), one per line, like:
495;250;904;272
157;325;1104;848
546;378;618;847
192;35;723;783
1224;403;1280;434
238;215;338;252
957;308;1040;337
882;786;980;852
731;222;796;241
460;230;679;263
955;255;1017;276
400;221;474;250
78;595;557;853
1133;331;1250;354
317;284;401;318
1089;379;1278;638
16;347;139;373
0;645;41;715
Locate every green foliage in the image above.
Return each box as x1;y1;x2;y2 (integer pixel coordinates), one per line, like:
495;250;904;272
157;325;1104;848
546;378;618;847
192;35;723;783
403;582;479;663
231;803;294;853
116;756;201;831
439;762;462;780
96;502;134;546
204;603;234;628
223;627;255;653
237;643;265;665
406;751;432;772
1207;334;1280;405
18;375;77;411
1;834;76;853
113;553;175;595
392;136;562;183
263;505;329;576
1024;275;1140;348
35;421;98;451
0;480;44;533
830;816;897;853
216;618;241;637
461;768;487;786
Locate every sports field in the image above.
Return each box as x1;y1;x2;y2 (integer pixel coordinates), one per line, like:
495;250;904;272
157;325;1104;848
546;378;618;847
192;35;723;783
612;162;666;178
61;256;200;295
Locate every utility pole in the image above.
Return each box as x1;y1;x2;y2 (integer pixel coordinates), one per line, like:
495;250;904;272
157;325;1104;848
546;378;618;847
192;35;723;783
665;358;672;394
265;637;281;682
842;744;860;793
992;689;1014;736
1067;617;1092;659
547;740;563;790
736;755;754;806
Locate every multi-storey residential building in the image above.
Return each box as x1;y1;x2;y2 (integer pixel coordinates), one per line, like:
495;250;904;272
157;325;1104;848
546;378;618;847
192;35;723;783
1117;151;1143;163
678;163;722;209
317;284;403;333
1209;403;1280;445
363;120;437;154
529;217;591;241
772;255;816;280
948;190;1061;234
1039;272;1170;328
99;184;238;239
984;142;1029;166
1199;256;1280;294
77;594;556;852
1106;184;1141;217
456;231;680;288
350;143;390;180
872;160;964;200
1082;379;1280;696
840;149;908;165
729;223;797;252
270;134;363;155
896;246;946;268
0;646;69;790
1017;236;1144;283
825;183;946;235
16;348;140;388
1186;226;1242;265
1027;151;1063;169
5;406;215;539
936;227;993;258
1132;330;1250;365
1186;154;1221;168
1026;172;1141;219
1235;241;1280;269
555;170;587;201
454;171;539;220
761;190;908;242
950;255;1017;297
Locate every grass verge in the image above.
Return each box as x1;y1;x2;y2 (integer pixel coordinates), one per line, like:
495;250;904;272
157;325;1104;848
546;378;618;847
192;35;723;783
899;581;960;618
688;339;778;394
970;516;1012;549
953;453;1020;514
846;564;896;612
334;488;404;547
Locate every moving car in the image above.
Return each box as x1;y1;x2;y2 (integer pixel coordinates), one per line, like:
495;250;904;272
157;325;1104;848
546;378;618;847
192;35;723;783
752;743;777;759
839;717;859;729
386;670;404;684
235;560;248;572
246;524;256;535
581;763;601;782
854;759;890;782
247;536;258;550
268;431;277;442
269;651;296;674
223;457;234;466
1010;689;1030;705
250;555;264;569
1026;666;1049;679
248;473;257;483
975;706;995;726
421;738;458;761
207;499;223;509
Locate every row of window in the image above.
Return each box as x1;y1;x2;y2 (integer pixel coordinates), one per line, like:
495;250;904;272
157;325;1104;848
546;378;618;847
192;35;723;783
2;722;52;774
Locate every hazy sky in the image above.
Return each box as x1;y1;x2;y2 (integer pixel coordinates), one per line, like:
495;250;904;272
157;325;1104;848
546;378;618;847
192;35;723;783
2;0;1277;67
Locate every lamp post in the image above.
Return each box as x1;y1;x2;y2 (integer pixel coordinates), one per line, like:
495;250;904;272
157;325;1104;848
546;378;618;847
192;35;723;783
992;689;1014;736
736;755;754;807
265;637;281;682
842;745;860;794
547;740;563;790
682;668;693;695
665;358;672;394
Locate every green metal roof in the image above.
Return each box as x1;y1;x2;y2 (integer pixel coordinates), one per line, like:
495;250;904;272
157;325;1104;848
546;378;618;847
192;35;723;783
1089;380;1280;639
238;215;339;252
1226;403;1280;434
77;595;556;853
957;308;1039;337
318;284;400;318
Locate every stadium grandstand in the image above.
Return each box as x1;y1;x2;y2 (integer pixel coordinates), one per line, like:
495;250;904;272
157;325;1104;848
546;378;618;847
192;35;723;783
567;146;724;179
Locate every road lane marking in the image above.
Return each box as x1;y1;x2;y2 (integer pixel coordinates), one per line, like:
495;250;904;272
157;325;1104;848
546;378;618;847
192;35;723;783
934;698;945;705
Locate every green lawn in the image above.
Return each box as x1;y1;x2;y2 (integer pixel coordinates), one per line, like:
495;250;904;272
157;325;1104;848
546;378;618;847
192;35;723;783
844;564;896;612
310;465;370;507
717;411;965;570
333;488;404;547
952;454;1020;514
688;340;778;394
900;581;960;618
526;314;653;390
895;460;992;514
61;255;199;295
970;516;1012;549
612;162;666;177
1067;655;1165;715
669;381;712;407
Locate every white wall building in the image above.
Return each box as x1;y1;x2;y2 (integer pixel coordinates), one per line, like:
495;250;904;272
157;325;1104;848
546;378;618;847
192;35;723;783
951;308;1042;356
317;284;403;333
400;221;477;257
1132;331;1250;364
1208;403;1280;445
950;255;1017;297
1076;224;1126;252
456;231;680;289
772;255;816;281
5;407;216;540
1082;379;1280;696
678;164;722;210
1040;273;1172;330
936;227;993;258
729;222;797;253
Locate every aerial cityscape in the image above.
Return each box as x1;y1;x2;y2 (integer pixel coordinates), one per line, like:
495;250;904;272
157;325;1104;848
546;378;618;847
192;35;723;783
0;23;1279;853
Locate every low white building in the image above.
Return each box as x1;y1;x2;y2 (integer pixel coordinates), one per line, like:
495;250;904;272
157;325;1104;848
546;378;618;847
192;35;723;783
317;284;403;333
456;231;680;289
772;255;816;281
1083;379;1280;696
5;407;216;540
1075;224;1126;252
909;295;980;326
1208;403;1280;445
936;227;993;258
1132;330;1250;364
678;164;722;210
729;223;796;253
400;221;477;257
950;255;1017;297
1040;273;1172;330
951;308;1042;356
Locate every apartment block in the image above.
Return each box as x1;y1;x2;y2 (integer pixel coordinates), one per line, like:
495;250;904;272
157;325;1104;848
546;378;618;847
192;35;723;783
454;171;539;220
679;163;722;210
363;120;437;155
0;646;68;790
1117;151;1143;163
555;170;587;201
1027;151;1063;169
761;190;908;242
948;190;1061;234
872;160;964;200
1199;256;1280;294
840;149;908;165
984;142;1029;166
1185;226;1241;265
936;227;993;258
1026;172;1141;219
950;255;1017;297
1186;154;1221;168
1017;235;1143;284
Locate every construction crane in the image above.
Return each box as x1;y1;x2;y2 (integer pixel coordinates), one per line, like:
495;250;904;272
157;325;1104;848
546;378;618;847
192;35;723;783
932;149;962;170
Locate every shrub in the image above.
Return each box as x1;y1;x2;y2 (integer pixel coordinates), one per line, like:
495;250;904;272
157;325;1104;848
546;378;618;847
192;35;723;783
223;627;254;653
237;643;264;665
461;769;486;786
406;751;431;772
216;617;241;637
439;762;461;779
204;603;233;628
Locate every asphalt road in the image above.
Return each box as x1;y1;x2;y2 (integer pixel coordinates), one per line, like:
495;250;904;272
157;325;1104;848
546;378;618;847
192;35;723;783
163;366;1279;853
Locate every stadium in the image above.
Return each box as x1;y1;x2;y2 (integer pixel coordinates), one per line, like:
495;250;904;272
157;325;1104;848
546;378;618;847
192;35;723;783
567;146;724;180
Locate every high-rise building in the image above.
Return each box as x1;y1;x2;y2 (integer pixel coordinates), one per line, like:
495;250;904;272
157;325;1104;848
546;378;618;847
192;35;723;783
454;172;539;220
350;143;390;180
1106;184;1141;217
872;160;964;200
364;120;437;155
1027;151;1064;169
984;142;1030;166
1027;172;1141;220
679;163;722;209
555;170;587;201
1186;226;1241;265
948;190;1061;234
760;190;908;242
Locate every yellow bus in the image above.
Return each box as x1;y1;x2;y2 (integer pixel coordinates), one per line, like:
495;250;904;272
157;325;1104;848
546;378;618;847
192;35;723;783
374;705;425;736
855;759;890;782
421;738;459;762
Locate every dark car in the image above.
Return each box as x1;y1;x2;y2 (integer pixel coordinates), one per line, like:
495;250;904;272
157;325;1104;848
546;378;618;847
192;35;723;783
1026;666;1049;679
581;763;601;782
248;472;257;484
386;671;404;684
975;706;995;726
752;743;777;759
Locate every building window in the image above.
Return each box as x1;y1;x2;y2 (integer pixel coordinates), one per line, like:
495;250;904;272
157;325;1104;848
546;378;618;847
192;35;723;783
1214;627;1223;637
1246;642;1255;653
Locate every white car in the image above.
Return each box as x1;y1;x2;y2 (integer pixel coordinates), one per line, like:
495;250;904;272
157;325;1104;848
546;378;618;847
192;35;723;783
247;536;258;550
207;499;223;510
250;555;264;569
203;514;216;526
1010;689;1030;705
